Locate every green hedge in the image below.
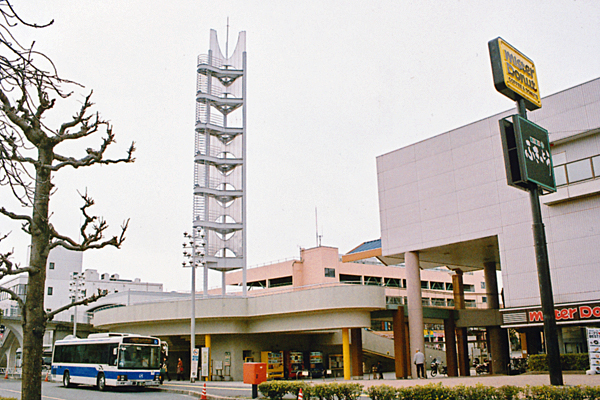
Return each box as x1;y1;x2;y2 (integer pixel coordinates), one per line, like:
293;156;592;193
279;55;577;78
528;354;589;371
367;383;600;400
258;381;600;400
258;381;363;400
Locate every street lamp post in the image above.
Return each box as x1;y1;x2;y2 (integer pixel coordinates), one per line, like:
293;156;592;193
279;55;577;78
69;272;85;337
183;229;205;383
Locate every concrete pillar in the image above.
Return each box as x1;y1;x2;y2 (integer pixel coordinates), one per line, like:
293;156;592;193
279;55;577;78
444;310;458;377
406;251;424;379
350;328;363;378
205;334;211;381
484;261;509;375
452;270;470;376
342;328;351;380
393;307;408;378
7;339;18;370
557;327;564;354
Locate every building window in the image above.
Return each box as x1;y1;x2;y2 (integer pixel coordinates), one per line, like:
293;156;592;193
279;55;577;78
268;276;292;288
422;298;430;306
364;276;381;286
553;153;600;187
464;284;475;292
567;159;594;183
49;262;55;270
445;282;453;291
447;299;455;307
465;299;476;308
431;298;446;307
384;278;402;288
421;281;429;289
593;155;600;176
554;165;567;186
386;296;402;305
339;274;361;284
480;282;486;289
324;268;335;278
482;296;487;303
47;287;53;296
248;280;267;289
430;281;444;290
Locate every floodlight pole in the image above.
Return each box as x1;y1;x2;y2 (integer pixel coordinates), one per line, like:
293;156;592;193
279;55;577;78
518;99;563;386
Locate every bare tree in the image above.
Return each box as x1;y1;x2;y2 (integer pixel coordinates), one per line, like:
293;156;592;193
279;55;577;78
0;2;135;399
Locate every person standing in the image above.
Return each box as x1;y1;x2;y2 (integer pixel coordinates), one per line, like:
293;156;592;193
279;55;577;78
161;358;171;382
177;358;184;381
376;360;384;379
414;349;425;379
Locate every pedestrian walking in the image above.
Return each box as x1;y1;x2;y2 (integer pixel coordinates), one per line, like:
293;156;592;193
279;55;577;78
414;349;425;379
376;360;384;379
177;358;184;381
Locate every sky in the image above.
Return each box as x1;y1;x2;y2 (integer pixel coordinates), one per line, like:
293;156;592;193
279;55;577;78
1;1;599;292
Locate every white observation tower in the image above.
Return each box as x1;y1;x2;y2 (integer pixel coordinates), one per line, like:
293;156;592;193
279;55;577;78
194;29;247;296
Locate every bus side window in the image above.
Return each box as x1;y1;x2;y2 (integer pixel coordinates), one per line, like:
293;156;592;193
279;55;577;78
108;345;118;366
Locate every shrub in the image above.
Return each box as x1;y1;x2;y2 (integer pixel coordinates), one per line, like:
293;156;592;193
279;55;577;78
289;381;311;399
258;381;292;400
368;383;600;400
583;386;600;400
523;385;581;400
312;383;336;400
366;384;397;400
528;354;589;372
498;385;521;400
336;383;363;400
410;383;451;400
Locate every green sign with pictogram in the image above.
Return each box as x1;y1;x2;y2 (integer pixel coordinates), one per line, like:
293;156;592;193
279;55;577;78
499;114;556;193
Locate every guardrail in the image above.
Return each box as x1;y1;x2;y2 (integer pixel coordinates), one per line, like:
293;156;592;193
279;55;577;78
0;367;22;379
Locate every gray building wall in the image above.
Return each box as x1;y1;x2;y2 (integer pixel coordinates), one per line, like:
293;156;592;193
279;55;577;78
377;78;600;309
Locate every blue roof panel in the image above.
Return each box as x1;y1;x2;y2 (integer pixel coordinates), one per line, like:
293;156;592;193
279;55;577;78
347;239;381;255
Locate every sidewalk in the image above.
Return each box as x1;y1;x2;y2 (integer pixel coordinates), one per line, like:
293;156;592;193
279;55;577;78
158;373;600;399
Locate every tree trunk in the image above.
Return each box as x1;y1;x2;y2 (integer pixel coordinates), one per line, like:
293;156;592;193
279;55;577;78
22;146;52;400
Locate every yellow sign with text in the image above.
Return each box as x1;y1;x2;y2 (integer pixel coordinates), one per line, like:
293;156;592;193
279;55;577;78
489;38;541;110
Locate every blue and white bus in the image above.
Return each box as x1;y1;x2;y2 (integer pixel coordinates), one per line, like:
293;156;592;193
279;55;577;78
51;333;162;390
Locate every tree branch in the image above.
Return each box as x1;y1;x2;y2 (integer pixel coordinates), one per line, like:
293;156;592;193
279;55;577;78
0;239;35;277
51;132;136;171
46;288;108;321
0;206;32;224
0;286;25;311
49;192;130;251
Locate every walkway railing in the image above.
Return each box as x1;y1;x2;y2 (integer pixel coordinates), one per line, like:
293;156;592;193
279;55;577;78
0;367;22;379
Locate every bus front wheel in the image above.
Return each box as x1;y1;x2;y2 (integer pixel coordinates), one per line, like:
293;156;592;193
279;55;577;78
63;371;71;387
97;373;106;391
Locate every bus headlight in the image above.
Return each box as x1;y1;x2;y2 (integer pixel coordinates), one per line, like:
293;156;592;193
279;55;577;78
117;375;128;381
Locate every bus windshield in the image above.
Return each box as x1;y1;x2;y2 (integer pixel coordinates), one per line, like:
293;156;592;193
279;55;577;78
118;344;161;369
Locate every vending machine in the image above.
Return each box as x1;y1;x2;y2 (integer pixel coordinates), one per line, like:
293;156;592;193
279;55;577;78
261;351;284;379
308;351;324;378
284;351;304;379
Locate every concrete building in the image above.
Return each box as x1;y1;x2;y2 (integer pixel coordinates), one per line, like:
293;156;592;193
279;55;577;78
0;247;163;324
227;245;488;312
376;77;600;375
0;247;163;369
90;245;492;381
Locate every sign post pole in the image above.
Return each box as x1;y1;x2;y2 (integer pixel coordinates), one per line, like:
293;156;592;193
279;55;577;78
491;38;563;385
